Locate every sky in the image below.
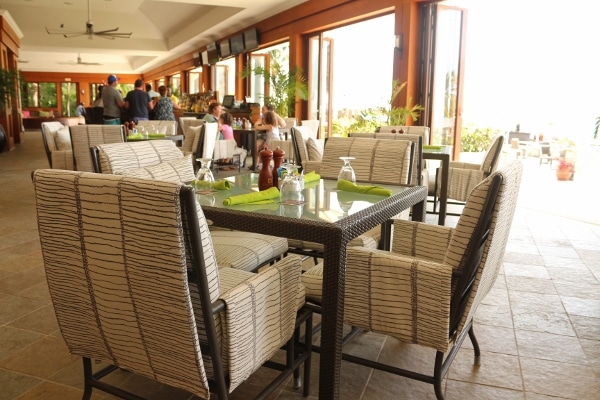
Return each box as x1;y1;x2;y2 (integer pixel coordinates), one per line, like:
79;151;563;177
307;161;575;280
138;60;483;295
323;1;600;143
454;0;600;142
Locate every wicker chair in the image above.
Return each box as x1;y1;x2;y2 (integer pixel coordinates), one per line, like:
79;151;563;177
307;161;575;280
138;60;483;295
32;169;311;400
287;136;414;260
301;160;523;399
92;140;289;273
435;134;504;213
40;121;74;170
290;126;323;172
135;119;178;136
69;124;126;172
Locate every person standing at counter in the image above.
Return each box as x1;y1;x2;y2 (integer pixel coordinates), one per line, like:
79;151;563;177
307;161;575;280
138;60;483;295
125;79;153;123
103;75;125;125
153;85;180;121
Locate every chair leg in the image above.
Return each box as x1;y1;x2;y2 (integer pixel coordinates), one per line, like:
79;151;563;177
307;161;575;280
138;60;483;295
468;325;481;364
433;351;446;400
82;357;93;400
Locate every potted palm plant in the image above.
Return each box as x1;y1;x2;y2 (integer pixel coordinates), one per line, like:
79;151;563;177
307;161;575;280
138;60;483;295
0;67;22;152
382;80;424;126
242;48;308;117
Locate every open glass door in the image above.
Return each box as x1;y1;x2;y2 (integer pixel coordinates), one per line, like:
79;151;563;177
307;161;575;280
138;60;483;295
307;35;333;137
419;3;467;159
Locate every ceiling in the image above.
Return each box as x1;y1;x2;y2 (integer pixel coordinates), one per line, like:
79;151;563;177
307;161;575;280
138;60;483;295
0;0;306;74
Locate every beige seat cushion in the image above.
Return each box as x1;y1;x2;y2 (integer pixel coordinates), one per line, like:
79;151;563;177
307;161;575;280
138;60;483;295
182;125;203;155
210;230;289;272
306;137;324;161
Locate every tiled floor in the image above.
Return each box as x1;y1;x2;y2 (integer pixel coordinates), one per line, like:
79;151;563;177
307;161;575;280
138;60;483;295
1;131;599;400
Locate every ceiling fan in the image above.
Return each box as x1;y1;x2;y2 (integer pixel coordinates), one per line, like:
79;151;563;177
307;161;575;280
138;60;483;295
58;54;103;66
45;0;132;39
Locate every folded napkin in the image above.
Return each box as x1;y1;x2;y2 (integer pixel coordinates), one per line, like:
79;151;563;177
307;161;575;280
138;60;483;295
423;145;443;151
337;179;392;197
303;171;321;184
223;187;280;206
213;180;231;191
127;134;143;140
192;179;231;190
148;133;167;139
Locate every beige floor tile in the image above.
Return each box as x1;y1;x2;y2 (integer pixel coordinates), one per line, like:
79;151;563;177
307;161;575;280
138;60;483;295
445;380;525;400
8;305;59;335
0;293;43;325
13;381;82;400
447;351;523;391
0;368;42;400
512;310;576;336
515;330;587;364
505;275;557;295
0;326;45;360
0;336;78;379
520;356;600;399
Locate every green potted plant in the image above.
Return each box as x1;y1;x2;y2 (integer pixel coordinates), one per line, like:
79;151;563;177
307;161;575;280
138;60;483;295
0;67;22;112
242;48;308;117
382;80;424;126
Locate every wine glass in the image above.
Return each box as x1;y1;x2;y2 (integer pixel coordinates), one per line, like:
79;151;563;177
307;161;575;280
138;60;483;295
195;158;215;192
280;163;304;204
338;156;356;184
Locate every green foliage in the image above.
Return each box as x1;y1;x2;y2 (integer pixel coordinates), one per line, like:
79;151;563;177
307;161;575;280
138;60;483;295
242;49;308;116
594;116;599;140
0;68;22;112
382;80;424;125
460;124;501;152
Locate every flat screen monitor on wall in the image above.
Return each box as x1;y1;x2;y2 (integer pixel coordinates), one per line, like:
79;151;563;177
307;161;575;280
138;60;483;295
222;95;235;109
243;28;259;50
206;42;219;64
219;39;231;58
230;34;245;55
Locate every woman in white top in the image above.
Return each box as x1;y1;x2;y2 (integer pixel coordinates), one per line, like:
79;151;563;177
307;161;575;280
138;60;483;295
254;111;285;169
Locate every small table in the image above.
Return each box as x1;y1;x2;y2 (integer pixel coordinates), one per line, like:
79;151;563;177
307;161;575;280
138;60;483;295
200;174;428;399
423;146;451;226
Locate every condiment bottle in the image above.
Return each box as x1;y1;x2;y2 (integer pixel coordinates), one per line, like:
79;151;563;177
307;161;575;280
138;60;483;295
272;146;285;188
258;148;274;191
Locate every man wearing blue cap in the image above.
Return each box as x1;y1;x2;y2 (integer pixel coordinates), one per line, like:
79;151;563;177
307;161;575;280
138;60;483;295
103;74;125;125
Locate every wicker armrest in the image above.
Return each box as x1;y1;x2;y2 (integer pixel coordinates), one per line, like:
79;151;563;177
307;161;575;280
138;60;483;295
218;255;302;391
345;246;452;352
391;219;453;263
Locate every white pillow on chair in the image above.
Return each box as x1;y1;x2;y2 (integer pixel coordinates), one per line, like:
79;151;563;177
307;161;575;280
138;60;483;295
182;125;203;155
53;127;72;151
306;137;324;161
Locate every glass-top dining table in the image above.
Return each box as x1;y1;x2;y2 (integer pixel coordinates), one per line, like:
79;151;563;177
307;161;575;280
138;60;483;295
198;173;428;399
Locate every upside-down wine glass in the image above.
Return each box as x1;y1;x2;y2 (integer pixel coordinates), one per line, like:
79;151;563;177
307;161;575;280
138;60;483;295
280;163;304;204
338;156;356;184
195;158;215;193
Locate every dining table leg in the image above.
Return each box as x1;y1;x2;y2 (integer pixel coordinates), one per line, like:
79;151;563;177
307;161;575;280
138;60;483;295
319;231;346;400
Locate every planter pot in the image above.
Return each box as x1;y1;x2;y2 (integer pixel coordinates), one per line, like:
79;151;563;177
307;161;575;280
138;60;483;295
556;169;572;181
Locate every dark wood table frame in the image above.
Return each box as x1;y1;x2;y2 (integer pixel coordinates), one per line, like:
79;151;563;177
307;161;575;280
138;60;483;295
201;178;427;399
423;152;449;226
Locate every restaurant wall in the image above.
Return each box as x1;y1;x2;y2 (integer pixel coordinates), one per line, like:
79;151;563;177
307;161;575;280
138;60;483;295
0;14;21;150
142;0;426;119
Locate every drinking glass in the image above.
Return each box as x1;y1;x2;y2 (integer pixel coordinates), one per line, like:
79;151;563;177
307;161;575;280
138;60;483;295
280;163;304;204
195;158;215;192
338;156;356;183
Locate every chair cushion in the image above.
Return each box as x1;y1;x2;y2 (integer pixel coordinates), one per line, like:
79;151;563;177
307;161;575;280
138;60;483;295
306;137;324;161
210;230;288;272
116;155;196;183
53;127;72;150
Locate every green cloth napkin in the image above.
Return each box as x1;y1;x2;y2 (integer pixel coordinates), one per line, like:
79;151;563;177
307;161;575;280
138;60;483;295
213;180;231;190
192;179;231;190
303;171;321;183
148;133;166;139
127;134;143;140
337;179;392;197
223;186;280;206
